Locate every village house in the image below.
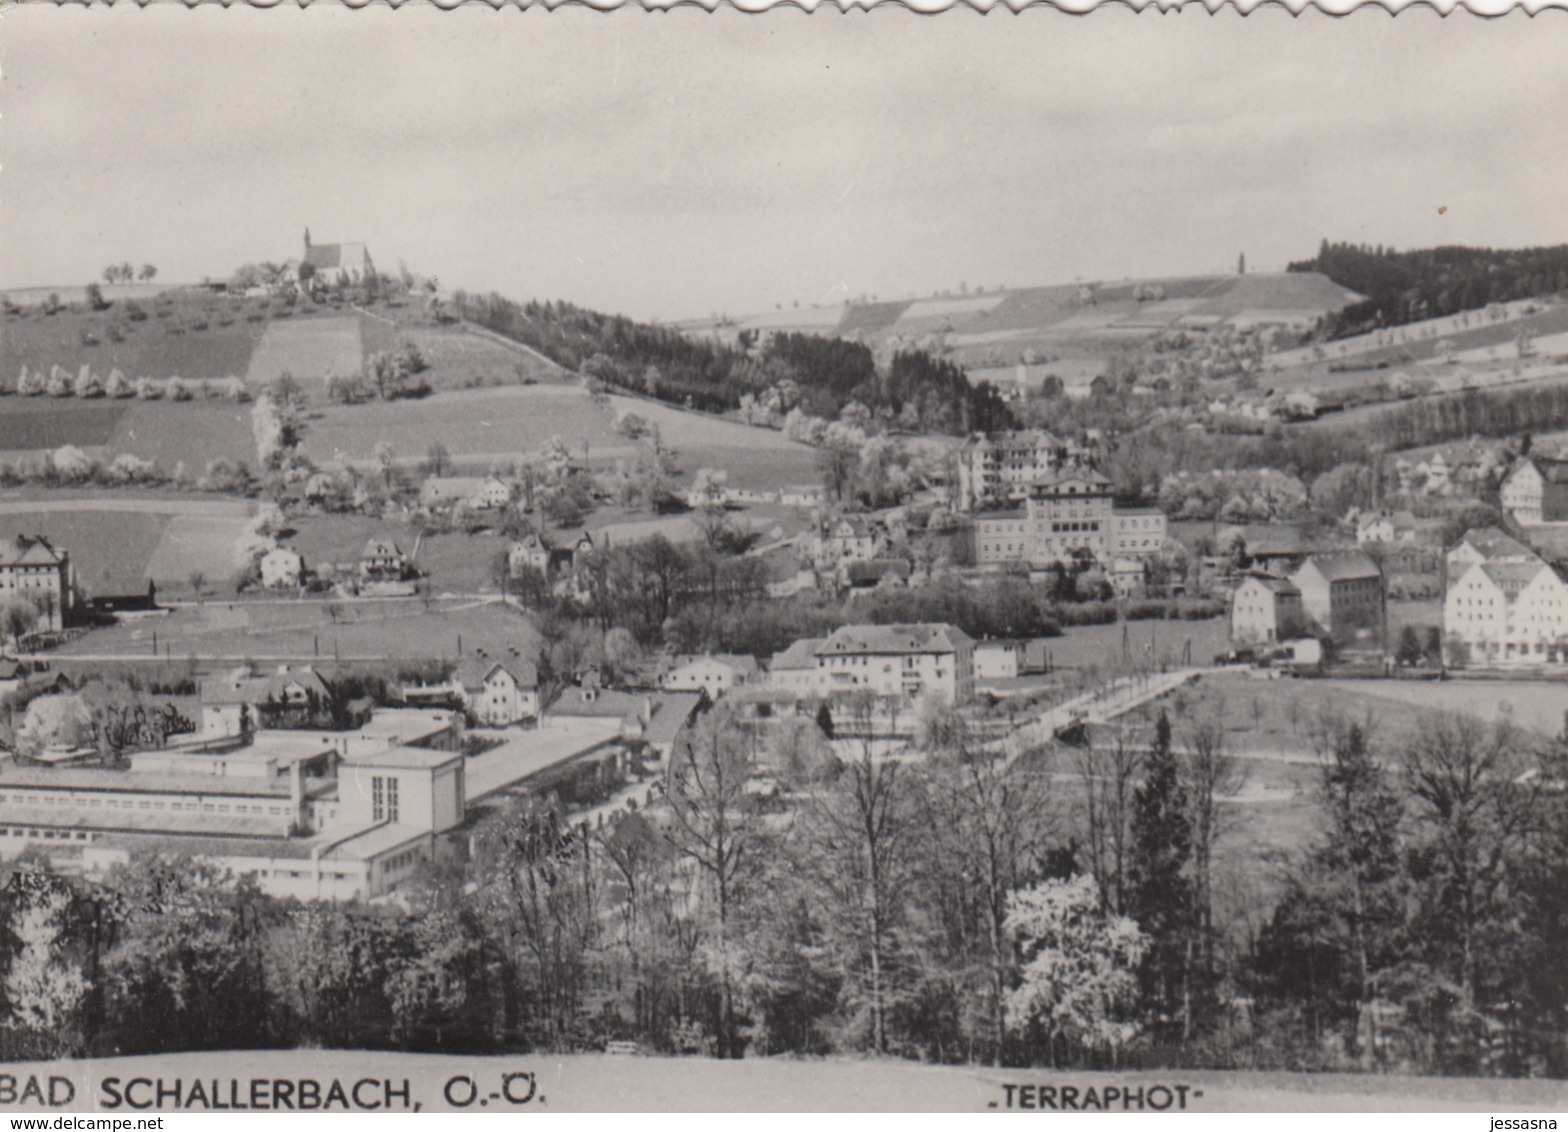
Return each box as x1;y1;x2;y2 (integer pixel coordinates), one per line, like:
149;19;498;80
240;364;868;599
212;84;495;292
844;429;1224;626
199;665;354;739
458;655;540;726
809;622;976;706
777;484;824;508
360;537;407;580
507;530;553;577
1289;551;1385;647
259;546;305;589
813;516;881;564
419;475;514;513
1444;556;1568;665
1355;508;1418;546
1230;575;1305;646
661;653;758;696
956;429;1086;510
1445;527;1536;580
764;637;828;696
0;535;74;634
1501;453;1568;527
973;640;1023;681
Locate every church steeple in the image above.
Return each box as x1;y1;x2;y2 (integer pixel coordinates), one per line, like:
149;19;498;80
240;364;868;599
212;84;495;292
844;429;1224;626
304;228;312;250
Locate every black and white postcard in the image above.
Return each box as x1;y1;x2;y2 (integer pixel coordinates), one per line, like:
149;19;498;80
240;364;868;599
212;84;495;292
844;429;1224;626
1;2;1567;1114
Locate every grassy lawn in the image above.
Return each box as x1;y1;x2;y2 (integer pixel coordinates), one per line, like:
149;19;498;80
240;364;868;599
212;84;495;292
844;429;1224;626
0;510;170;594
0;391;258;471
0;492;257;593
1040;615;1232;675
1;296;263;383
301;385;627;469
243;315;364;387
402;325;564;389
0;400;130;451
54;597;539;667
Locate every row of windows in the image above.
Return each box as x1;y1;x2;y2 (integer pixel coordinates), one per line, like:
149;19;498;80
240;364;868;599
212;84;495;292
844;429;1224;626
3;828;91;841
1;792;287;816
372;775;400;823
383;847;425;874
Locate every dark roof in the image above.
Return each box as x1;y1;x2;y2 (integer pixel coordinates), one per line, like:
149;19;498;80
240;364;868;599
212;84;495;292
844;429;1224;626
200;666;334;707
1531;456;1568;485
817;622;973;656
1454;527;1532;560
0;535;66;567
1478;561;1550;592
1240;575;1301;596
457;655;539;691
846;558;912;585
303;244;343;270
1297;550;1381;583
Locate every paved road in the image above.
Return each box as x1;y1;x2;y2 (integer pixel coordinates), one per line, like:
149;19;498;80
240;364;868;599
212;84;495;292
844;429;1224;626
996;668;1206;766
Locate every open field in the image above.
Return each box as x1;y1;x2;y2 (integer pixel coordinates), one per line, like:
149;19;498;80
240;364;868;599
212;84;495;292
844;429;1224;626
302;385;623;469
19;1049;1567;1113
0;397;258;472
411;323;566;385
1038;615;1231;674
0;400;127;450
0;510;169;594
301;384;819;488
1;297;262;383
51;596;538;666
680;273;1360;377
1319;677;1568;739
244;314;364;386
0;493;255;592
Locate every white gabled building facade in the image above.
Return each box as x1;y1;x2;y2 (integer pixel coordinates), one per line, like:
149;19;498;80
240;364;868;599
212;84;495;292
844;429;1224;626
1445;558;1568;665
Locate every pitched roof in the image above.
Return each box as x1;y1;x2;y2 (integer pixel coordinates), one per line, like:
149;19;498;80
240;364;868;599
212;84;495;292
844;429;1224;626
362;537;403;558
816;622;974;657
200;665;334;707
549;685;647;719
456;655;539;691
1297;550;1381;583
1528;455;1568;485
0;535;66;567
643;692;704;747
420;476;490;503
1478;561;1550;592
1240;575;1301;596
769;637;825;671
303;240;371;273
1454;527;1533;560
670;653;758;676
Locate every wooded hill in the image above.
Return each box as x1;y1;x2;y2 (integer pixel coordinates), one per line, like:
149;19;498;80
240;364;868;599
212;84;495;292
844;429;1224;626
1290;240;1568;340
447;291;1015;435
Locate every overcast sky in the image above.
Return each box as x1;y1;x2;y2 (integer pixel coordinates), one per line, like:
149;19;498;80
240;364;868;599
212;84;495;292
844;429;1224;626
2;7;1566;322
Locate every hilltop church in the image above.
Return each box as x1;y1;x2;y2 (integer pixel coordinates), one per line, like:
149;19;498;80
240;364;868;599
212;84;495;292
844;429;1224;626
301;228;374;285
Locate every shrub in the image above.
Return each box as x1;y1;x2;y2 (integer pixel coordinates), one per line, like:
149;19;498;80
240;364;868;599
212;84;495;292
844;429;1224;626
124;302;148;322
1124;600;1172;621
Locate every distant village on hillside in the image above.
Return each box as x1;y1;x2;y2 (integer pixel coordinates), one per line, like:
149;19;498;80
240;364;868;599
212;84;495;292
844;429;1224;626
5;226;1568;1083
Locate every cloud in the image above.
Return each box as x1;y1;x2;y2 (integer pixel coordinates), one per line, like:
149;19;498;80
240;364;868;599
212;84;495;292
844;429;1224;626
2;5;1566;320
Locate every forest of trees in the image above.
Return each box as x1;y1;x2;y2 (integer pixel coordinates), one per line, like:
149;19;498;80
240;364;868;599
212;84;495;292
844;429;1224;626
3;704;1564;1077
1290;241;1568;340
444;293;1014;435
